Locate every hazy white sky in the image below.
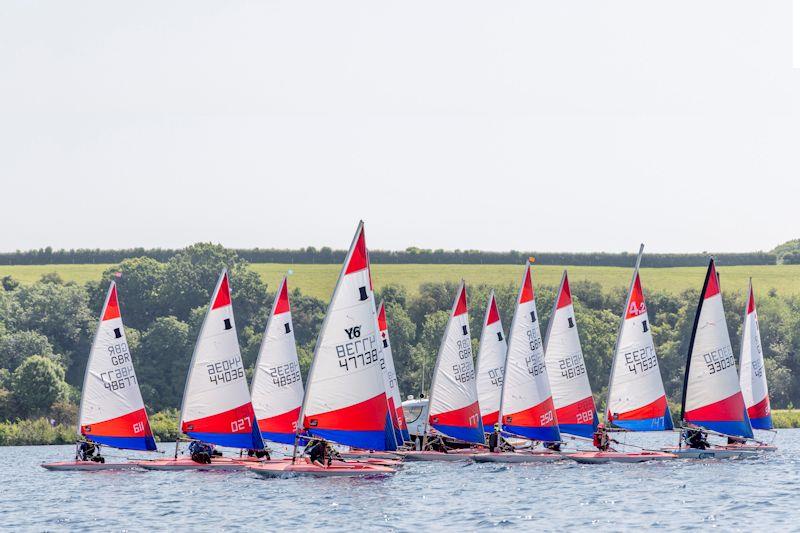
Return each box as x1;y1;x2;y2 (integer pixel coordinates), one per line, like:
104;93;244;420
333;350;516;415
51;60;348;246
1;1;798;253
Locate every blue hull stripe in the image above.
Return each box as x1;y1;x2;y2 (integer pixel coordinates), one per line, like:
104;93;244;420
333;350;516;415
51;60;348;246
432;423;485;444
87;435;157;451
749;415;773;430
502;424;561;442
308;429;389;451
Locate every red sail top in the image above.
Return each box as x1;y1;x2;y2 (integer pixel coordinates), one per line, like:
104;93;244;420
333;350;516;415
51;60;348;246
704;260;720;299
454;284;468;316
486;295;500;325
345;225;368;274
556;274;572;309
747;284;756;315
211;272;232;309
625;273;647;319
377;302;388;331
519;266;534;304
102;283;121;321
274;277;290;315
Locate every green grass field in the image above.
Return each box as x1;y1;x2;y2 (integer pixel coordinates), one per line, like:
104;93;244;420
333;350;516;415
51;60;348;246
1;263;799;300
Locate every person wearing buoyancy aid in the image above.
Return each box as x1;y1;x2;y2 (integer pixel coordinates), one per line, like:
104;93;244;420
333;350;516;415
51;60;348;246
188;440;218;464
683;427;710;450
592;423;611;452
78;441;105;463
247;448;271;460
305;438;328;467
488;423;514;453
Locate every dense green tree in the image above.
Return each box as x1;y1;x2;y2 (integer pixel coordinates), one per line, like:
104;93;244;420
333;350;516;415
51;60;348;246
0;330;58;371
11;355;69;417
137;316;192;412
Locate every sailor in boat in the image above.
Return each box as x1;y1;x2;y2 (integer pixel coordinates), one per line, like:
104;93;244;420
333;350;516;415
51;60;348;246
426;435;450;453
77;441;105;463
188;440;222;464
725;435;747;447
681;427;710;450
305;438;343;467
544;441;562;452
246;448;271;460
488;424;514;453
592;423;614;452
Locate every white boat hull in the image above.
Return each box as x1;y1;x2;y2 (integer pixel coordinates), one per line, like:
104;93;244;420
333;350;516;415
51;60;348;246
472;451;562;463
135;457;249;471
400;450;475;462
661;447;759;459
568;451;677;464
249;460;395;478
41;461;142;471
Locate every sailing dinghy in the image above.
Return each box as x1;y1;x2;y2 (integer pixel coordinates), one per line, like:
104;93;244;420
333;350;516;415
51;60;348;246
401;281;486;462
249;222;396;477
43;282;157;471
475;291;507;432
139;270;265;471
543;271;599;439
662;259;758;459
250;276;304;446
569;246;677;464
473;262;562;463
739;281;774;431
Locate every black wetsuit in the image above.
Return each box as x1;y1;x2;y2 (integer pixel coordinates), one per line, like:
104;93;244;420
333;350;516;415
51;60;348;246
686;430;709;450
306;441;326;465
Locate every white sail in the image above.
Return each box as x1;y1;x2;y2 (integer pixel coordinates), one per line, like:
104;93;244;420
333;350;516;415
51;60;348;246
739;280;772;430
475;291;507;430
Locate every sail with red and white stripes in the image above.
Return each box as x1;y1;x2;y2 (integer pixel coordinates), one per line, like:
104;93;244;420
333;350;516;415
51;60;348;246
739;280;772;430
78;282;156;450
250;277;304;444
179;270;263;449
427;281;484;444
543;271;598;438
499;262;560;442
475;291;507;430
299;222;394;450
606;246;673;431
681;259;753;438
378;302;410;443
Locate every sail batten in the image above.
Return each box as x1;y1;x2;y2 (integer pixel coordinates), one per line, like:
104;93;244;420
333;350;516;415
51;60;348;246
499;263;560;442
427;281;484;444
543;271;598;438
681;260;753;438
78;282;156;451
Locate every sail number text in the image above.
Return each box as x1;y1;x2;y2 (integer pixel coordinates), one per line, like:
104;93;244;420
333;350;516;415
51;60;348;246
701;346;735;375
623;345;657;375
268;361;301;387
336;329;378;371
101;341;138;391
207;356;245;385
558;354;586;379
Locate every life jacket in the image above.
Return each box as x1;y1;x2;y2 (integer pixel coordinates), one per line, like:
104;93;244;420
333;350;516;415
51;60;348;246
592;432;602;448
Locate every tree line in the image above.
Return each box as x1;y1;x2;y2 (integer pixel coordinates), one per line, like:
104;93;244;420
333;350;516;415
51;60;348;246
0;246;784;267
0;243;798;427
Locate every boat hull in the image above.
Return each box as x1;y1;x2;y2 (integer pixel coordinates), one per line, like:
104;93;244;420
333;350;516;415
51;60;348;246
399;450;476;462
719;444;777;453
661;447;759;459
568;451;677;464
41;461;142;471
471;451;562;463
249;460;395;478
339;450;402;460
135;457;251;471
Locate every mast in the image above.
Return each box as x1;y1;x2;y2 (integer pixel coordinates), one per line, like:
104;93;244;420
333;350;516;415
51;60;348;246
605;244;644;425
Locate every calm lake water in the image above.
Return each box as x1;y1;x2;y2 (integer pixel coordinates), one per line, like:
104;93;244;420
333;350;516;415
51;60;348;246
2;430;797;531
